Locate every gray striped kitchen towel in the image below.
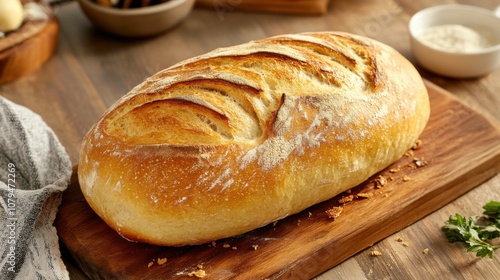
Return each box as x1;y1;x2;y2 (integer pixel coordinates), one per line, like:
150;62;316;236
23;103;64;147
0;97;71;280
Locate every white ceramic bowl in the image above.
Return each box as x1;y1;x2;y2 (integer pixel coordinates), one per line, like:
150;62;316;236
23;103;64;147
78;0;194;37
409;4;500;78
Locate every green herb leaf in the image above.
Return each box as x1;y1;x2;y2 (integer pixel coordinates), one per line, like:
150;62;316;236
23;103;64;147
443;201;500;259
483;201;500;218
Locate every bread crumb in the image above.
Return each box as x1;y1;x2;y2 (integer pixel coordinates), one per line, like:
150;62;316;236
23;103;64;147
371;250;382;257
412;139;422;150
325;206;343;220
423;248;429;254
232;246;237;250
188;269;206;278
402;242;410;247
339;195;354;204
157;258;167;265
345;189;352;194
223;243;230;248
403;175;411;182
413;158;428;168
308;212;313;218
252;244;259;250
211;241;216;247
389;167;400;173
147;261;154;268
197;264;204;269
395;237;403;242
404;150;414;157
357;192;373;198
373;175;387;189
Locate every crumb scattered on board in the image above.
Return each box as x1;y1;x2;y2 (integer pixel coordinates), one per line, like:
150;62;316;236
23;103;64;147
413;158;428;168
404;150;414;157
389;167;401;173
147;257;167;268
339;195;354;204
412;139;422;150
373;175;387;188
325;206;343;220
188;269;206;278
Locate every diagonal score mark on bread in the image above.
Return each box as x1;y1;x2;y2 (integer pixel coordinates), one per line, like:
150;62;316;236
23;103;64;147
105;73;265;145
103;32;383;147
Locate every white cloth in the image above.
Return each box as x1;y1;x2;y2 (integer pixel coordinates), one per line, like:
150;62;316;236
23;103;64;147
0;97;71;280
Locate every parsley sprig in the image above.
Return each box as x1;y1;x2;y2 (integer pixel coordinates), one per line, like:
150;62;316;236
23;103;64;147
443;201;500;258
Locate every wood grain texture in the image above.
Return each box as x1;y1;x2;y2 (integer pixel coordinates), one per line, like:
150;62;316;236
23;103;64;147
1;1;499;279
317;174;500;280
54;81;500;279
0;3;59;84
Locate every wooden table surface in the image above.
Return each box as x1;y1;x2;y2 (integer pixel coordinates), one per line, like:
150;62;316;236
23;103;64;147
1;0;500;279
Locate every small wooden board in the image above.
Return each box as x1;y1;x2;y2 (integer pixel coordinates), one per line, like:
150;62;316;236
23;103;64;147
55;81;500;279
0;1;59;84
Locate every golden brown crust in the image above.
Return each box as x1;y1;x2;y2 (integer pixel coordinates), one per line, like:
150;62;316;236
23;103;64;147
78;32;430;246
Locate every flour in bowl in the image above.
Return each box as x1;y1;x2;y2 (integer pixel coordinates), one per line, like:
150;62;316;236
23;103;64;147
418;24;493;53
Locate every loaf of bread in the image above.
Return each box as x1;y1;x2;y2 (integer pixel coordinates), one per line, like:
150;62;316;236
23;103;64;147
78;32;430;246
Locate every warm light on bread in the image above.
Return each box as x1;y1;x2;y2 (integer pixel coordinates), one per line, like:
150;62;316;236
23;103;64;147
78;32;430;246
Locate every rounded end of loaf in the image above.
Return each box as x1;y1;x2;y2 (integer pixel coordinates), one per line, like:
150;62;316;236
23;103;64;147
78;31;429;246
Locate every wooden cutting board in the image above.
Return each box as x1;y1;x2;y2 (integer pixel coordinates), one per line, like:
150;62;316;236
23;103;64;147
55;80;500;280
